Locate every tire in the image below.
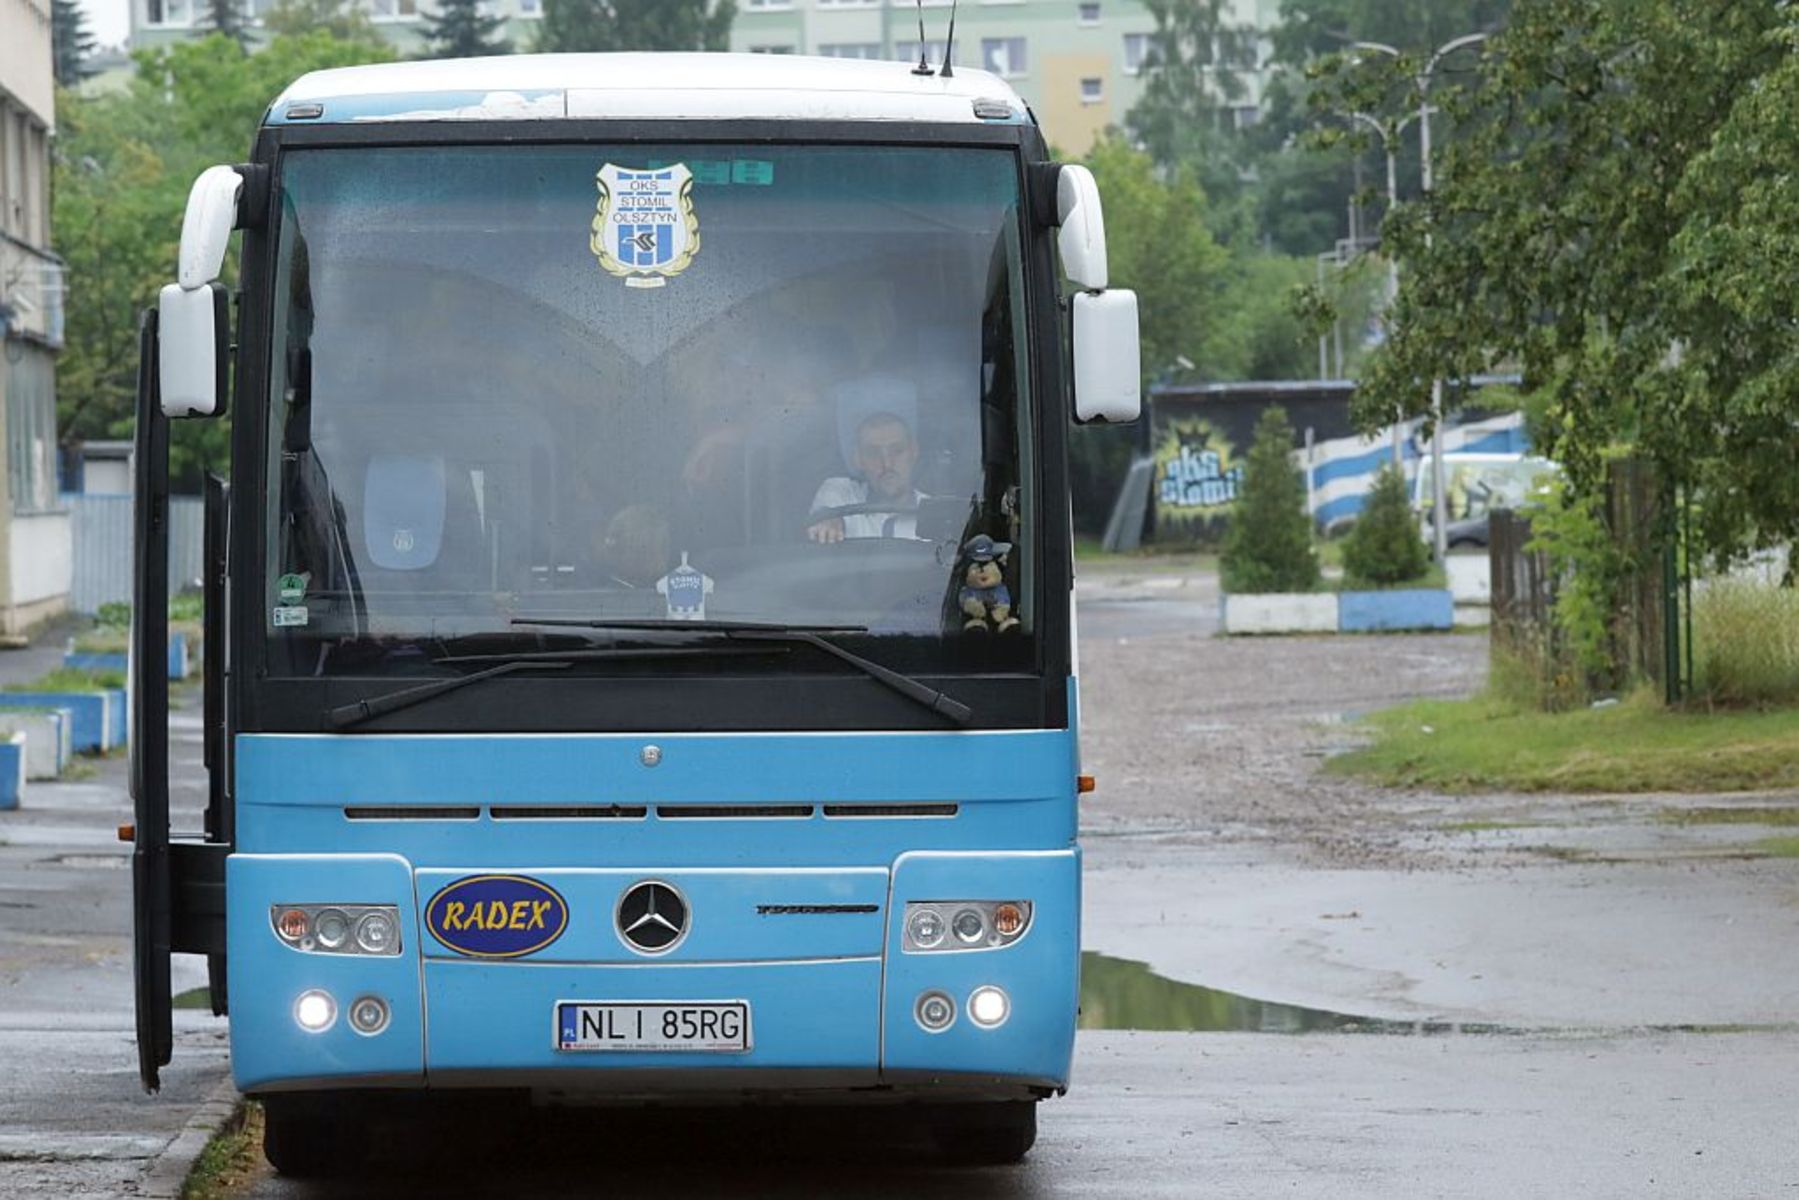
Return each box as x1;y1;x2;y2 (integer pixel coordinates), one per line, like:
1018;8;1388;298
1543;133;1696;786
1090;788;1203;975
261;1096;365;1178
930;1100;1038;1166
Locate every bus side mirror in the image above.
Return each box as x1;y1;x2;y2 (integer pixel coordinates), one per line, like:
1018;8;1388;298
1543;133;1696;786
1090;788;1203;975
1056;165;1108;290
1071;290;1141;424
160;166;243;419
158;283;230;420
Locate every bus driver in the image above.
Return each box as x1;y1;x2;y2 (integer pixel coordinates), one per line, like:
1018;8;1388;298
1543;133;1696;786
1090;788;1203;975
807;409;927;542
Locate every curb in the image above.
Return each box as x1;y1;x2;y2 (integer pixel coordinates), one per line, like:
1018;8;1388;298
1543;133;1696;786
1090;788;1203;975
137;1076;242;1199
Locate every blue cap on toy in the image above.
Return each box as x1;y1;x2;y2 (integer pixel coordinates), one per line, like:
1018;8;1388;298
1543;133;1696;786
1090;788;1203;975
963;534;1012;563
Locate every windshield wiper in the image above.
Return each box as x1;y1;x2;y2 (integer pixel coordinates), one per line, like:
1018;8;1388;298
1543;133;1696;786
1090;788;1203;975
327;660;570;729
509;618;974;725
325;647;792;729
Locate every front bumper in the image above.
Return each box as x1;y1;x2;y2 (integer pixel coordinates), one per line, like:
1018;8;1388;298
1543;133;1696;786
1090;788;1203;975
226;850;1078;1097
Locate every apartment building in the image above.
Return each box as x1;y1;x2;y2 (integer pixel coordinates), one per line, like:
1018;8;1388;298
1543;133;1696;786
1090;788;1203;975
732;0;1283;151
0;0;71;635
130;1;1281;150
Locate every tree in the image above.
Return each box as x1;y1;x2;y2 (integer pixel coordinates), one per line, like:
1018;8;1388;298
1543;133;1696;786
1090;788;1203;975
1342;464;1428;586
1221;407;1320;593
420;0;511;58
534;0;735;54
53;33;396;486
262;0;386;49
198;0;252;48
51;0;96;87
1353;0;1797;568
1125;0;1259;209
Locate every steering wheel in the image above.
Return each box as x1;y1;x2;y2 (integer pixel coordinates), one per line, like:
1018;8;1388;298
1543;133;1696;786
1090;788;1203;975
802;502;927;541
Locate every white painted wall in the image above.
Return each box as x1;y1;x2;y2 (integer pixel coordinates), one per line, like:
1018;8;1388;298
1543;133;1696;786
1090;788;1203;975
83;458;132;494
9;509;71;606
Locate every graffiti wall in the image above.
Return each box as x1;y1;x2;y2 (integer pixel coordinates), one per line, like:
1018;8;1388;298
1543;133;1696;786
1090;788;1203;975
1150;383;1356;545
1148;380;1529;545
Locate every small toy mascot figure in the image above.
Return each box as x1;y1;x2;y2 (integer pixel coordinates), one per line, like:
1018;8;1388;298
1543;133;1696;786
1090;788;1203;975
958;534;1019;633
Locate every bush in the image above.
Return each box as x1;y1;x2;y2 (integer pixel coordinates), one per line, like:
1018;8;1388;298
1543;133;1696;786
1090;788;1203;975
1342;464;1431;588
1221;406;1320;594
1695;576;1799;706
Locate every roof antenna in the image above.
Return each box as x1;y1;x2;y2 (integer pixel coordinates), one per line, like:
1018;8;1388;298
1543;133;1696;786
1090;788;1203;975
939;0;959;78
911;0;935;76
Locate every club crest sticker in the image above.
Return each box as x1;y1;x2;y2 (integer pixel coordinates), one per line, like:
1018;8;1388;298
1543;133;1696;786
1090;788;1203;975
590;163;701;288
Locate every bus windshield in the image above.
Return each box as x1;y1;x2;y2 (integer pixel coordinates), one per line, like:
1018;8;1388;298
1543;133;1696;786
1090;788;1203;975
263;142;1036;677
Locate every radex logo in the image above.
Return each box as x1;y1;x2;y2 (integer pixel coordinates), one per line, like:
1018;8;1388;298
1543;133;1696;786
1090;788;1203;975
425;875;568;958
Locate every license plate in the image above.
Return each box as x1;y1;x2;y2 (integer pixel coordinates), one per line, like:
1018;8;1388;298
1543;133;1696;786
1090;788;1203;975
555;1001;752;1053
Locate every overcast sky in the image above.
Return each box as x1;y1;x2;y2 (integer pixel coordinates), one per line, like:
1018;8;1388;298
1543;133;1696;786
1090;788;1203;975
80;0;132;49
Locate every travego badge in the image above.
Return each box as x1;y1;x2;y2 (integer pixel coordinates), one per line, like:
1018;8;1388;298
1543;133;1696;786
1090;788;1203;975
590;163;700;289
425;875;569;958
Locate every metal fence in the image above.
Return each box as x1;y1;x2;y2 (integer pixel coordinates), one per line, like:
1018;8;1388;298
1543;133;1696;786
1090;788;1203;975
65;493;204;615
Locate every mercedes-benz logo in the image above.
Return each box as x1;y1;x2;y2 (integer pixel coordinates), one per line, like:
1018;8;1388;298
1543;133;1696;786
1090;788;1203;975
616;881;688;954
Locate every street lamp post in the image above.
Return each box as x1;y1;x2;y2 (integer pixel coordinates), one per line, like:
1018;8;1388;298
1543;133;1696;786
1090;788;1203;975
1347;111;1406;468
1351;32;1491;563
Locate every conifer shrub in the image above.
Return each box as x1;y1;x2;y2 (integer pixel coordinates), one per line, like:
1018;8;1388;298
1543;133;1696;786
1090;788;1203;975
1342;464;1431;588
1221;406;1320;594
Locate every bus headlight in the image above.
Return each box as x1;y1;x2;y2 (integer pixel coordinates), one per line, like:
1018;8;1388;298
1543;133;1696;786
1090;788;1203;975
294;990;337;1032
915;990;957;1032
348;995;390;1036
271;904;403;956
902;901;1031;952
968;986;1010;1029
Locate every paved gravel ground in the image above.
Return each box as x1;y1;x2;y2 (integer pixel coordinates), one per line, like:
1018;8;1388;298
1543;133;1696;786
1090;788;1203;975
1078;585;1488;866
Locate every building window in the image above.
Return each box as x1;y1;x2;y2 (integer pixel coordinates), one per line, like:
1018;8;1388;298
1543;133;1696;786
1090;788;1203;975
981;36;1027;77
518;0;540;13
749;44;796;54
817;0;879;7
743;0;792;8
1123;32;1151;74
818;43;882;59
1078;2;1100;25
5;351;58;515
1080;76;1104;104
895;40;952;67
1231;105;1261;129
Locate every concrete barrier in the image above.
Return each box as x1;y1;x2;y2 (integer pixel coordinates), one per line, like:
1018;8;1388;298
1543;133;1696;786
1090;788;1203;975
105;690;126;748
63;631;194;681
0;692;110;753
0;733;23;810
1221;592;1339;635
1445;554;1492;605
1338;588;1456;632
0;708;72;779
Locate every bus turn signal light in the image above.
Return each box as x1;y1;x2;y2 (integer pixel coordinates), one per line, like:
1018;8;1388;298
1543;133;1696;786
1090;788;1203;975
117;824;135;843
1077;775;1096;794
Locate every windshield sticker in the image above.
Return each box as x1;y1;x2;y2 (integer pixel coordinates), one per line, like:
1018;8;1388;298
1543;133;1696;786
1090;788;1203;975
657;552;714;621
591;163;701;289
276;572;307;604
272;605;308;628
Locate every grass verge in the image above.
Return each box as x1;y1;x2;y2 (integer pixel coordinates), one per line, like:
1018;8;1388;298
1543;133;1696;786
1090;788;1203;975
12;666;126;692
1326;691;1799;793
1757;836;1799;858
181;1101;264;1200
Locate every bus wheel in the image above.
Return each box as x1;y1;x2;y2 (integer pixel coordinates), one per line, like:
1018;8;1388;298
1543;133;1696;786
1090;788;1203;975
261;1096;366;1178
930;1100;1037;1165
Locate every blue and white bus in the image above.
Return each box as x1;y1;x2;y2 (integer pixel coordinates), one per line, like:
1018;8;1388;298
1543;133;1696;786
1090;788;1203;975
130;52;1139;1174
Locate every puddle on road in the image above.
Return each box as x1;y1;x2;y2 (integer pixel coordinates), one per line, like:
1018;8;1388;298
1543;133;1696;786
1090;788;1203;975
1078;952;1502;1035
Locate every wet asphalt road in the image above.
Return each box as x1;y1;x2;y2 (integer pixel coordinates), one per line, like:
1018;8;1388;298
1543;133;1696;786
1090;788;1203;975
4;571;1798;1197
